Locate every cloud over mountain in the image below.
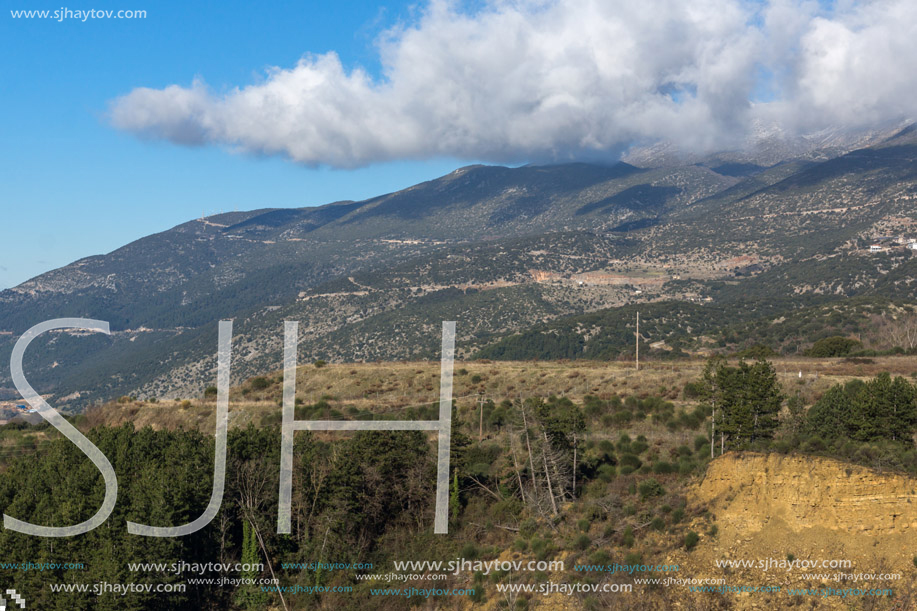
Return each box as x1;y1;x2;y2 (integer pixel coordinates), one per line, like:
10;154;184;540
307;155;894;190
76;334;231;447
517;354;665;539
109;0;917;167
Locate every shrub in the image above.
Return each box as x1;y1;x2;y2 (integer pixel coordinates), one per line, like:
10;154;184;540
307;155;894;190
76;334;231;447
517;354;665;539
683;380;705;400
250;377;270;390
313;359;327;368
803;437;827;452
590;550;611;566
678;412;702;430
805;336;862;358
638;478;665;499
684;531;700;551
630;441;649;454
203;386;218;398
620;454;642;470
469;572;485;603
460;542;479;559
491;498;524;522
597;464;616;482
573;534;591;550
734;344;777;359
531;538;551;560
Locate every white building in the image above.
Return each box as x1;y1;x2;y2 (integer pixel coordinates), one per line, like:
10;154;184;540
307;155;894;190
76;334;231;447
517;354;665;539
869;244;883;252
909;242;917;251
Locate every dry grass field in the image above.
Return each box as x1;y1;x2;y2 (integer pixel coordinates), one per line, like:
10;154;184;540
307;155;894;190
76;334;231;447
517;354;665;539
78;355;917;434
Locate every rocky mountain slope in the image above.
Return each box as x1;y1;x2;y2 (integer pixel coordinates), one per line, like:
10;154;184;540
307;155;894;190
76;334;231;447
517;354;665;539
1;134;916;408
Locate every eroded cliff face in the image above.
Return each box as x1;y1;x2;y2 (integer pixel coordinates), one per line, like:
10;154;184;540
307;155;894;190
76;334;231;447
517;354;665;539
676;452;917;610
696;453;917;536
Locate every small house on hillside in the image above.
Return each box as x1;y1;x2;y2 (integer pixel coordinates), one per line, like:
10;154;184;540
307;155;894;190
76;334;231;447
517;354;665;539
909;242;917;250
869;244;883;253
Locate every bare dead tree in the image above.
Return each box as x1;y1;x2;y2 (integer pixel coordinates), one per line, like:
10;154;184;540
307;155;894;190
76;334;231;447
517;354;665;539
235;458;288;611
468;475;503;501
499;570;520;610
572;431;578;498
540;437;559;516
218;511;231;566
519;402;539;494
887;311;917;351
507;426;527;505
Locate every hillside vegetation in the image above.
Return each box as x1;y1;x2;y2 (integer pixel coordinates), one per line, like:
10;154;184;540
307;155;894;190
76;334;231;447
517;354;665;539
1;357;915;609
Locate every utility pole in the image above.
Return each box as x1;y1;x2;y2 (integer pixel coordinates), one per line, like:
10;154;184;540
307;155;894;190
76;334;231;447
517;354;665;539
711;395;716;460
478;392;485;441
635;311;640;371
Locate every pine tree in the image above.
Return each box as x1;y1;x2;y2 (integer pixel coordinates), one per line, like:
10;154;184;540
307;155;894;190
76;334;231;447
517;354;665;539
715;359;784;449
234;520;268;610
701;355;727;456
807;374;917;443
450;472;461;524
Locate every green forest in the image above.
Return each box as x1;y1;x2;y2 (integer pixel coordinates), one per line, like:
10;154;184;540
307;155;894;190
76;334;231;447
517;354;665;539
0;356;916;609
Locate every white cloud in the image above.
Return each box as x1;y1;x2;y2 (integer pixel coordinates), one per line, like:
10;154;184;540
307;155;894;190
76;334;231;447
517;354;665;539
773;0;917;131
109;0;917;167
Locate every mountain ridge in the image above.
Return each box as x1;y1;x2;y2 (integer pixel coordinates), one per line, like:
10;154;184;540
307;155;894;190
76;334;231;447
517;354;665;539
2;137;916;408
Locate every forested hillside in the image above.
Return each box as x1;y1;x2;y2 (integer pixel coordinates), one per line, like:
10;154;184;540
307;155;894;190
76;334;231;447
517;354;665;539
1;356;915;609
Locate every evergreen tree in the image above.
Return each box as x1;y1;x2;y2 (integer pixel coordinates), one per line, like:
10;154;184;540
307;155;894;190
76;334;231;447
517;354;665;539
234;520;268;610
805;382;859;440
450;472;461;524
700;355;728;456
714;359;784;449
808;374;917;443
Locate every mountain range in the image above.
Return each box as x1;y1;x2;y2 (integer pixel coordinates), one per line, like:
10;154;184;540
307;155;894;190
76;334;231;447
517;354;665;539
2;124;917;409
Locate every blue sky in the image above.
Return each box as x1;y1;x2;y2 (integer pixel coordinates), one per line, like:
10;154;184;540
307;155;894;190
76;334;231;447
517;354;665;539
0;0;467;289
3;0;912;289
